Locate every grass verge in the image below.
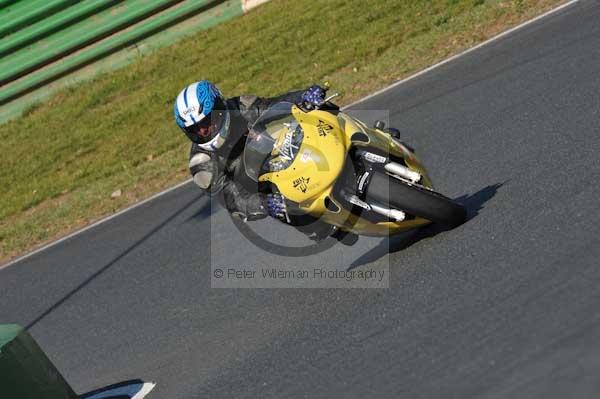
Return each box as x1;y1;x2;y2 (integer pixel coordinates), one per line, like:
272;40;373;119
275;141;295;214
0;0;568;262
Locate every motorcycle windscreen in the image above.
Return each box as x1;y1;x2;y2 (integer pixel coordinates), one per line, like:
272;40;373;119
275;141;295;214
244;102;303;182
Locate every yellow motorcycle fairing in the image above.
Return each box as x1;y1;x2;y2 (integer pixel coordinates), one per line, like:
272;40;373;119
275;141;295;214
259;106;346;203
255;104;433;237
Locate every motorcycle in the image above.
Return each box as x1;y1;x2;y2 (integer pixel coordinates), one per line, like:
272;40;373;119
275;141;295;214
242;91;466;238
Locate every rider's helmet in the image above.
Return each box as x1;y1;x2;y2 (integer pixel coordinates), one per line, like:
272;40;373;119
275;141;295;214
173;80;230;150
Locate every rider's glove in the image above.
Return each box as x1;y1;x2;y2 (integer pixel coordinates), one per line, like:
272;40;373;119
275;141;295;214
264;193;289;222
302;84;327;110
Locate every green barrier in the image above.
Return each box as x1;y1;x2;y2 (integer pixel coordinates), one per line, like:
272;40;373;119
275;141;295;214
0;0;186;85
0;0;124;58
0;0;244;122
0;325;78;399
0;0;23;12
0;0;270;122
0;0;238;105
0;0;80;38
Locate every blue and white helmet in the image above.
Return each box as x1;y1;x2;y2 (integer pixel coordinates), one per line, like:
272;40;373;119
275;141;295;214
173;80;230;150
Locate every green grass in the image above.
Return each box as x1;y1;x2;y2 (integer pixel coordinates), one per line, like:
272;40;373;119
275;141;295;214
0;0;566;261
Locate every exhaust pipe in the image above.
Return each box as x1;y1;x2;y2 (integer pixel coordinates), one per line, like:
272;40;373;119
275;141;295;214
370;203;406;222
384;162;421;183
345;194;406;222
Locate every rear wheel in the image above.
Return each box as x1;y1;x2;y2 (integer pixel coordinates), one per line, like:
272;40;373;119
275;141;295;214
365;171;467;228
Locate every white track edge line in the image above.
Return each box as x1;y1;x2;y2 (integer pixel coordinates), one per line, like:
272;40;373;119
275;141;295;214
132;382;156;399
0;0;580;270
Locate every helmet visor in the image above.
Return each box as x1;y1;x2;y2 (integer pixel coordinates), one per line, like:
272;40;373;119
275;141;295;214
183;97;230;145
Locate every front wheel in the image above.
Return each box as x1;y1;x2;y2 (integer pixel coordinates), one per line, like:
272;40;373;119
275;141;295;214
365;171;467;228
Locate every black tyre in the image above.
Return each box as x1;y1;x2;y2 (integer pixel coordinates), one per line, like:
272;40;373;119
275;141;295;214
365;171;467;228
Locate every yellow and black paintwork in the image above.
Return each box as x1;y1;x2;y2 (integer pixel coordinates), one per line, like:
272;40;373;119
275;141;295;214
259;105;434;236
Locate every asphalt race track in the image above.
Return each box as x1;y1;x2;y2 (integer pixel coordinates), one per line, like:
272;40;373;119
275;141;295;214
2;1;600;397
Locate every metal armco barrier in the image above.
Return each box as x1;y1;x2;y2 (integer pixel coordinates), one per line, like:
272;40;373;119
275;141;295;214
0;0;20;10
0;0;81;38
0;0;124;58
0;324;78;399
0;0;222;104
0;0;186;84
0;0;270;124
